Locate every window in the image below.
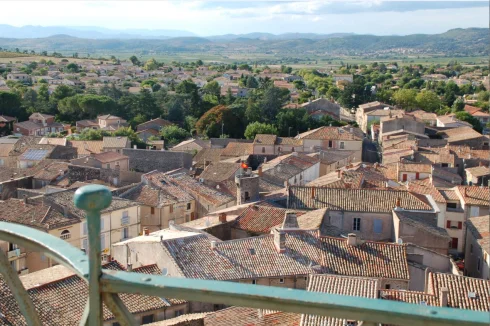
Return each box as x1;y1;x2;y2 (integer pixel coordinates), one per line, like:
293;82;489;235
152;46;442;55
100;234;106;250
60;230;71;240
121;211;129;225
278;147;281;152
106;164;110;169
150;207;155;215
340;142;345;149
82;222;87;235
441;163;449;168
292;147;295;151
446;220;462;229
353;218;361;231
82;238;88;250
169;205;173;213
141;314;154;324
328;140;333;148
100;218;105;231
279;278;284;284
345;321;357;326
187;203;191;210
373;219;382;234
175;309;184;317
252;279;256;285
450;237;458;249
385;284;391;289
122;227;129;240
113;323;121;326
446;202;457;210
262;147;265;153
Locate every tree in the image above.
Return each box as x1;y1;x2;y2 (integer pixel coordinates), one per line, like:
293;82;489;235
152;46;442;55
202;81;220;97
244;122;278;140
176;79;201;116
245;98;261;123
144;58;158;71
452;97;465;112
246;76;259;89
129;55;141;66
76;128;111;141
50;85;76;106
160;125;190;147
415;90;441;112
58;94;118;122
393;89;417;110
276;109;311;136
65;63;79;73
260;86;290;122
196;105;244;138
454;112;482;132
165;95;188;123
113;127;146;148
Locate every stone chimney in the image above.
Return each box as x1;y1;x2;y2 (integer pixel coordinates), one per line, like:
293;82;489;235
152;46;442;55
394;197;402;211
143;227;149;236
273;228;286;253
218;212;227;223
127;263;132;272
282;211;299;229
347;233;358;246
211;240;217;250
439;287;448;307
258;166;263;177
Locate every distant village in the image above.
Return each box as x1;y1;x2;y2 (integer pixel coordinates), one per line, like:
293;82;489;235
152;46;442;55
0;56;488;325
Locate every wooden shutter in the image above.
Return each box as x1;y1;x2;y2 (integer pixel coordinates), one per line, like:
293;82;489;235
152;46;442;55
458;222;462;229
446;221;451;228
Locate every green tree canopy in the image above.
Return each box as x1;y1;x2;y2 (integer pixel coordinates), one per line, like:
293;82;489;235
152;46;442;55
415;90;441;112
160;125;191;147
244;122;278;140
195;104;245;138
454;111;483;132
275;109;311;136
393;89;417;110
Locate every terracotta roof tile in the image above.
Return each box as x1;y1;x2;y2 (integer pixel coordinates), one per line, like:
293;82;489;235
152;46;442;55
0;263;185;325
221;142;253;158
204;306;300;326
296;126;363;141
408;179;446;203
301;274;379;326
380;290;438;306
289;187;431;212
102;136;129;148
394;211;450;239
199;162;240;183
427;272;490;311
439;127;484;143
466;215;490;253
91;151;128;163
234;206;305;234
254;134;277;145
457;186;490;206
68;140;104;156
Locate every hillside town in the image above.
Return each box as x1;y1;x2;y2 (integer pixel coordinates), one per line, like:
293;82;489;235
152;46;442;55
0;55;489;325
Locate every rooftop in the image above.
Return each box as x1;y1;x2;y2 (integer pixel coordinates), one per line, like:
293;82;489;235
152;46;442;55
466;215;490;253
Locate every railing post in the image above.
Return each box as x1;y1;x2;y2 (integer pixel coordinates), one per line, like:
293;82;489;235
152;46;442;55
74;185;112;326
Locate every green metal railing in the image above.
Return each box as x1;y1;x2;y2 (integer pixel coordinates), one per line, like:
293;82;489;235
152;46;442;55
0;185;488;326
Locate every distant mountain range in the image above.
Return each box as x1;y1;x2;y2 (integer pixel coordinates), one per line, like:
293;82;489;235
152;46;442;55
0;24;196;39
0;27;487;57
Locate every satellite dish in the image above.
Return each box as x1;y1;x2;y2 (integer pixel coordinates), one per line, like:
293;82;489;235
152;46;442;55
161;268;168;276
397;238;403;244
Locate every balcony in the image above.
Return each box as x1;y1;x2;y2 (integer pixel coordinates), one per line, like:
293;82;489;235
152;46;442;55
0;185;488;326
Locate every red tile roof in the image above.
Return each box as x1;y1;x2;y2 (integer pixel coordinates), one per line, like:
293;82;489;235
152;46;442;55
204;306;300;326
233;206;305;234
466;215;490;253
456;186;490;206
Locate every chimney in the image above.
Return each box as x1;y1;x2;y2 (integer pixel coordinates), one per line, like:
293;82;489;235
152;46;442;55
211;241;217;250
347;233;358;246
374;162;378;169
168;220;177;230
337;170;341;178
282;211;299;229
258;166;263;177
311;187;315;199
23;195;27;205
218;212;227;223
273;228;286;253
143;227;149;236
439;287;448;307
464;187;468;197
394;197;402;211
127;263;132;272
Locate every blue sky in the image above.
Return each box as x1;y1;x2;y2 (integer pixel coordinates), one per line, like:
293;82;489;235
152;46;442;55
2;1;489;36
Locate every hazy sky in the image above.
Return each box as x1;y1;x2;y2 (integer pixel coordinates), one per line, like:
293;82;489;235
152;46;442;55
2;0;488;36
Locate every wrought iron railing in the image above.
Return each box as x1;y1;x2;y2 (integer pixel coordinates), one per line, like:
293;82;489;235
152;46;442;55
0;185;488;326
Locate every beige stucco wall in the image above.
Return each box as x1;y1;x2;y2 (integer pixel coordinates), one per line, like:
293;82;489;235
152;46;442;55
329;211;393;241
